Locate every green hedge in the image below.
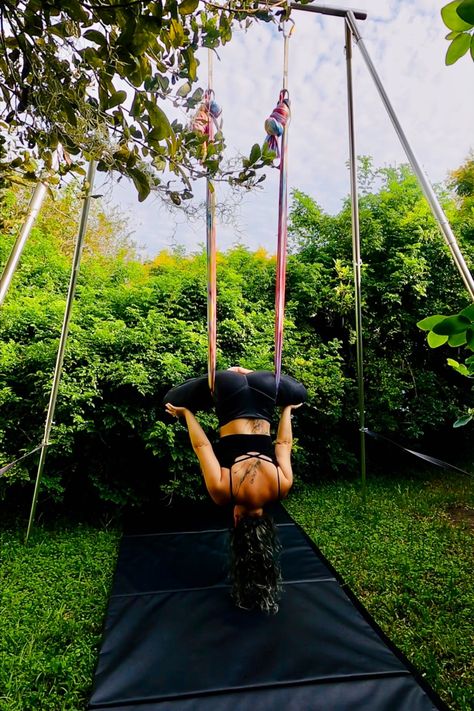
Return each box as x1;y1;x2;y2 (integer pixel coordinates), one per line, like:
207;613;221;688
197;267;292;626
1;163;473;508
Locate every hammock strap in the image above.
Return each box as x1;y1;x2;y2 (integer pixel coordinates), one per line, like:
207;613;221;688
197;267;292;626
365;429;473;479
274;90;290;389
0;443;44;478
206;50;217;393
274;21;293;388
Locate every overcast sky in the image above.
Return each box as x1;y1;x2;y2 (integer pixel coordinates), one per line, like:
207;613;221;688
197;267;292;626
100;1;474;257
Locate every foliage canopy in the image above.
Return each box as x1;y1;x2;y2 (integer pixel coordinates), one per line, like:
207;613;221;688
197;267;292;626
0;1;288;201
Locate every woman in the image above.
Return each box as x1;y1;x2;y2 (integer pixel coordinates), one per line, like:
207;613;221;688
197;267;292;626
163;367;307;614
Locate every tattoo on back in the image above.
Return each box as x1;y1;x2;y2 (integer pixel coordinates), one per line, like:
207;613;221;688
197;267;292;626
234;459;261;495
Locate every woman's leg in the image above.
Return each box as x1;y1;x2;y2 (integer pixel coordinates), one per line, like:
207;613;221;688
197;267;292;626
213;370;248;402
215;369;307;407
162;375;214;412
276;373;308;406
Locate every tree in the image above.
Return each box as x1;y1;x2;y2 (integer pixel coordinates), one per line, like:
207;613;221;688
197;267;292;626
417;306;474;426
441;1;474;65
289;159;474;441
0;1;283;201
416;156;474;427
1;181;137;259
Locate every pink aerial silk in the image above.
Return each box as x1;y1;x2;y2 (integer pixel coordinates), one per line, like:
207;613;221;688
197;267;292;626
266;90;291;388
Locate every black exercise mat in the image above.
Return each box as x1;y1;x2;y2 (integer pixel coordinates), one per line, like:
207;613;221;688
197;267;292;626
90;676;442;711
113;525;335;595
89;503;448;710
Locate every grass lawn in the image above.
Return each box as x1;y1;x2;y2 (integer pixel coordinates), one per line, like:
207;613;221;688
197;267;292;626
0;472;472;710
0;519;120;711
286;472;473;711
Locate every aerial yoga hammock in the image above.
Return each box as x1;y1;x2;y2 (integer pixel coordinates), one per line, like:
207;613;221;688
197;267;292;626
163;33;304;613
189;55;222;393
194;24;293;393
164;29;303;493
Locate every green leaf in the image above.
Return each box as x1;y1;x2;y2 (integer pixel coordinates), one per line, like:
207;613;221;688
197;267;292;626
129;167;151;202
249;143;261;165
177;82;192;97
447;357;461;367
262;141;277;160
186;88;203;109
152;156;167;171
49;22;68;39
82;47;102;69
107;90;127;109
130;93;143;119
447;357;470;375
183;48;198;82
466;327;474;349
427;331;449;348
432;314;471;335
130;20;153;55
179;0;199;14
453;414;472;427
459;303;474;320
62;101;78;127
448;331;467;346
457;0;474;24
417;314;446;331
446;32;471;64
61;0;89;22
219;12;232;44
84;29;106;46
169;19;186;48
145;100;173;139
445;30;462;38
471;33;474;59
441;1;473;30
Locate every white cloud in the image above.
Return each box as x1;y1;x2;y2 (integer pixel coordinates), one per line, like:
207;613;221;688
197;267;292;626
104;1;474;256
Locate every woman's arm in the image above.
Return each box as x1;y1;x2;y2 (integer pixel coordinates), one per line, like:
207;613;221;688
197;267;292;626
274;404;302;496
164;403;228;505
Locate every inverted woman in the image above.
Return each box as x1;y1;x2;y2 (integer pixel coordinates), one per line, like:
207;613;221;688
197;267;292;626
163;367;307;614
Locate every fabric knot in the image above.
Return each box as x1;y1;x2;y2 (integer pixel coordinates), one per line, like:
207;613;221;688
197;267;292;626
264;93;290;159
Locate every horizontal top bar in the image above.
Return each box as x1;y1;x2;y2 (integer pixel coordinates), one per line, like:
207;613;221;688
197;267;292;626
289;2;367;20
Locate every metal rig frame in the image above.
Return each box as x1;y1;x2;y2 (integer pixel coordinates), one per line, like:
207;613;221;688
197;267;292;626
288;3;474;500
1;3;473;537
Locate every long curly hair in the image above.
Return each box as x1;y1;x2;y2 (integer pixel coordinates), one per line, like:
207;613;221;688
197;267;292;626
229;514;283;615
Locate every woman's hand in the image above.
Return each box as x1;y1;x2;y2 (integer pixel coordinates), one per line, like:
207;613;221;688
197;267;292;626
280;402;303;413
227;366;254;374
165;403;189;418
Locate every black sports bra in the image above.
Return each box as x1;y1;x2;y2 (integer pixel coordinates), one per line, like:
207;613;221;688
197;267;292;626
213;434;281;503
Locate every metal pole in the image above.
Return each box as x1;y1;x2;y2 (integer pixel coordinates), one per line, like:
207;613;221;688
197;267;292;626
282;22;292;90
345;20;366;500
0;152;59;306
25;161;97;543
270;2;368;20
345;10;474;301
